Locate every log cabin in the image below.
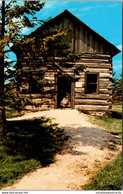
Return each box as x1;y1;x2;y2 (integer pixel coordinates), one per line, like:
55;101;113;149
12;10;120;114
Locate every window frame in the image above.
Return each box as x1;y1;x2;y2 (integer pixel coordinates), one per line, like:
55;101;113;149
85;72;99;94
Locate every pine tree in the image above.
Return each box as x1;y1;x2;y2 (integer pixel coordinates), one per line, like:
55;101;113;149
0;0;45;143
0;1;85;143
112;73;122;103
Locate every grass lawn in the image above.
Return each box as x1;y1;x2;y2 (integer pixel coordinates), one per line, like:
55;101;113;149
83;103;122;190
89;115;122;140
0;118;69;189
83;152;122;190
112;103;122;112
0;146;41;189
5;107;23;118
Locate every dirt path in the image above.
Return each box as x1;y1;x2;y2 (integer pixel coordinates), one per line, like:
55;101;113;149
4;109;118;190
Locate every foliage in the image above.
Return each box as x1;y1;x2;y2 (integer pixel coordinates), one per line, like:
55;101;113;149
112;73;122;103
0;1;46;142
0;1;86;117
83;152;122;190
4;118;69;166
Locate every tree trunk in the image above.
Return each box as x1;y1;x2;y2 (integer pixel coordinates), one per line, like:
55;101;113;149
0;0;6;144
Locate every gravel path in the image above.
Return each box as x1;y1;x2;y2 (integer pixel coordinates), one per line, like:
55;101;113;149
4;109;117;190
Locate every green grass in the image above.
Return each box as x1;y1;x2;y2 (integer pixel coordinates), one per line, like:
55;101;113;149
89;114;122;140
83;152;122;190
5;107;23;118
112;103;122;112
0;146;41;189
0;117;69;188
83;103;122;190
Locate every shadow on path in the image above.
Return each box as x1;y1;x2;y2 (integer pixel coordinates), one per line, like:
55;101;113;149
64;125;112;154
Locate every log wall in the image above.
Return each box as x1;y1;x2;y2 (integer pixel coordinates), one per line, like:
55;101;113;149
18;53;112;113
74;53;112;112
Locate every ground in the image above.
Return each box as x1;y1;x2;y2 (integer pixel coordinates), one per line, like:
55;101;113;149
4;109;120;190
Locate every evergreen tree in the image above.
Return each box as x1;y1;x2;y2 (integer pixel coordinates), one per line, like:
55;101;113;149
112;73;122;103
0;0;45;143
0;1;85;143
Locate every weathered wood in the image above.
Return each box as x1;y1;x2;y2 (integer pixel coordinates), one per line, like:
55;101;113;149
75;82;83;88
75;88;85;93
99;82;110;89
75;93;110;100
90;33;94;53
75;105;109;111
54;75;58;109
100;73;110;78
71;82;75;109
75;62;112;69
45;77;55;80
78;58;110;63
15;10;118;113
99;89;112;94
85;68;109;73
75;78;85;83
75;99;108;105
32;98;53;104
99;78;109;83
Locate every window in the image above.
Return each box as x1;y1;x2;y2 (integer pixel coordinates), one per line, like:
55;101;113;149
86;73;99;94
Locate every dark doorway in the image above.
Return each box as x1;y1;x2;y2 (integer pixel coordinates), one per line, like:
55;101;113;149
57;76;71;108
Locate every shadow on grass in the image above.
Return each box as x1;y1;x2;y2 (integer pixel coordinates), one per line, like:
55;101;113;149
4;117;69;167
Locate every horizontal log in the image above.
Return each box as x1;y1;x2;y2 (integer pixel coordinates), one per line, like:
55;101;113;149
45;73;55;77
85;68;109;73
75;78;85;83
75;105;110;111
75;99;108;105
75;93;110;100
45;77;55;80
75;88;85;93
25;104;54;110
19;93;55;99
19;94;42;98
99;89;112;94
44;86;55;90
99;78;109;83
32;98;54;104
75;62;111;67
75;75;85;79
99;83;110;89
100;73;110;78
77;58;110;63
80;53;111;59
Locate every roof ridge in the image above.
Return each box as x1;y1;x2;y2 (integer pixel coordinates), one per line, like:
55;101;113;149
25;10;121;56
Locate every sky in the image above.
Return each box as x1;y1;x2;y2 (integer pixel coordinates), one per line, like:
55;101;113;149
4;0;122;79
